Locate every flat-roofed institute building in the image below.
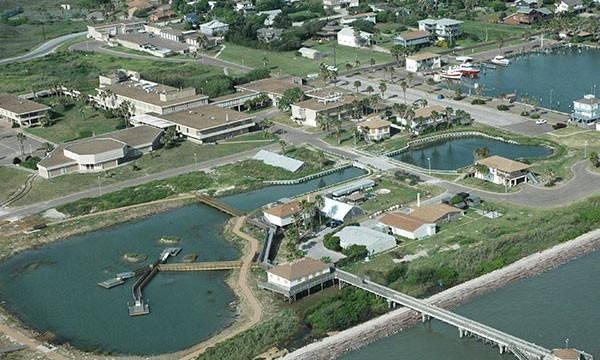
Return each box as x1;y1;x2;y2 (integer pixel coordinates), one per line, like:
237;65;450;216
0;93;50;127
291;88;365;127
235;77;310;107
37;126;162;178
95;70;209;116
475;155;532;187
337;226;396;255
132;105;255;143
87;20;146;41
261;257;333;302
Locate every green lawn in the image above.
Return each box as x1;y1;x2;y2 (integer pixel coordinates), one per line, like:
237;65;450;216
218;41;393;78
0;166;31;203
359;178;420;213
461;20;529;43
458;176;520;193
11;139;272;207
0;20;86;59
25;97;122;143
0;49;231;95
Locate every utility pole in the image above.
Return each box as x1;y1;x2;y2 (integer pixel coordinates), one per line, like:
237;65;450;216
550;89;553;110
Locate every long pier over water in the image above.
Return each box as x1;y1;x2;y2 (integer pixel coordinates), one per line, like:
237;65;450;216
335;270;593;360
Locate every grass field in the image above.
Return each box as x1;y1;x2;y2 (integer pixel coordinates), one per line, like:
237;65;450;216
25;97;122;143
0;49;231;95
0;166;30;203
218;41;393;78
460;20;529;44
11;139;272;207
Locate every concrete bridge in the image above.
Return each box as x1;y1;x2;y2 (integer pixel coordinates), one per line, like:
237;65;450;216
195;194;244;217
335;269;592;360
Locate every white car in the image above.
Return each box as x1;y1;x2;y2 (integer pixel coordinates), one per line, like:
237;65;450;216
535;119;547;125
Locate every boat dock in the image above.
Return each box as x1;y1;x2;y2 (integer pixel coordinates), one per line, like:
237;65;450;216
97;267;149;289
128;247;182;316
158;260;261;271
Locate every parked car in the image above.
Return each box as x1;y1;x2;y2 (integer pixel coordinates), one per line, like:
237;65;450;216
535;119;547;125
437;94;445;100
552;123;567;130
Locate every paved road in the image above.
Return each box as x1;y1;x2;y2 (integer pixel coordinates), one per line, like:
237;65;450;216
0;32;86;65
69;40;253;73
0;145;276;221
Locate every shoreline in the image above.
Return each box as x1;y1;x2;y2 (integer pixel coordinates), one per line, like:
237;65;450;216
284;228;600;359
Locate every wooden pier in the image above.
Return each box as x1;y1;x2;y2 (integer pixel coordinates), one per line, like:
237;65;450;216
158;260;259;271
195;194;245;217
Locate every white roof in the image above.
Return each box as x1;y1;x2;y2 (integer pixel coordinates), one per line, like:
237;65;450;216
337;226;395;249
131;113;175;128
338;27;372;38
201;19;228;28
299;47;321;54
253;150;305;172
437;18;463;26
321;197;355;222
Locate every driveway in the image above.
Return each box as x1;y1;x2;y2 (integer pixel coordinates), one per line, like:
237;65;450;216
0;32;86;65
0;123;45;165
299;227;346;262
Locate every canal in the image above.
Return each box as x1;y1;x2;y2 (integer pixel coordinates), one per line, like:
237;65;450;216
390;137;551;170
0;167;367;355
467;47;600;113
341;249;600;360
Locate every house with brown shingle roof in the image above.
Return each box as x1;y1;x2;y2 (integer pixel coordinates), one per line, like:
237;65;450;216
394;30;431;47
265;257;332;301
409;203;464;224
235;77;310;107
263;199;304;227
475;155;531;187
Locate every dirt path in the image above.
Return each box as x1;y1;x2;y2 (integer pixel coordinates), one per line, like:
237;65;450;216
179;216;263;360
0;322;66;360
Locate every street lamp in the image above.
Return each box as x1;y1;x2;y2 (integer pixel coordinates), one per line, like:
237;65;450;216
97;175;102;196
427;157;431;176
194;153;197;170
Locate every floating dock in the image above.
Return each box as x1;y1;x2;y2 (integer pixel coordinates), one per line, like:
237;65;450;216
98;278;125;289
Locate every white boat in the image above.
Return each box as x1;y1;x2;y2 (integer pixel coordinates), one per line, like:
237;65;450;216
491;55;510;66
436;68;463;80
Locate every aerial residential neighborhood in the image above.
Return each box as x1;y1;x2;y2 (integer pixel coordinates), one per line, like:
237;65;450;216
0;0;598;359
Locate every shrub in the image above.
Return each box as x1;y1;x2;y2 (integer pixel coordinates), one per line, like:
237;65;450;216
12;157;21;164
497;105;509;111
521;111;530;116
453;96;464;101
323;234;342;252
530;113;540;119
471;99;486;105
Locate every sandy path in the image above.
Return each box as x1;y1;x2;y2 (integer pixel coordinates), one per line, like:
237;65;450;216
0;322;66;360
179;216;263;360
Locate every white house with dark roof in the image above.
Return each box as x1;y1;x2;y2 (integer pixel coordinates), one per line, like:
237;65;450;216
337;27;372;48
37;126;163;178
572;94;600;126
475;155;531;187
199;19;229;36
555;0;586;13
418;18;463;40
0;93;50;127
394;30;431;47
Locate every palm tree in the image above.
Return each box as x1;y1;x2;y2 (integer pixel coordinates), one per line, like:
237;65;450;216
279;139;287;153
314;195;324;225
499;92;507;104
259;118;273;137
369;58;376;66
590;151;599;167
299;199;313;230
430;110;440;131
42;142;54;154
406;72;414;88
331;117;343;144
351;126;361;146
353;80;362;94
262;57;269;67
366;85;374;97
16;132;26;156
400;81;408;104
370;95;380;113
317;114;332;136
414;98;428;108
389;66;396;83
346;63;353;71
521;93;530;112
379;82;387;99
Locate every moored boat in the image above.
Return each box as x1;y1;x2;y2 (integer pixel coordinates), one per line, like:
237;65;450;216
435;68;463;80
491;55;510;66
454;63;480;76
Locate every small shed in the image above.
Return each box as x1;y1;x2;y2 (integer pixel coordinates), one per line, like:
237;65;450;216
298;47;325;60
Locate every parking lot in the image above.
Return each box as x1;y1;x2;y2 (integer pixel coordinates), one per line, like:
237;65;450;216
0;121;45;165
501;120;554;136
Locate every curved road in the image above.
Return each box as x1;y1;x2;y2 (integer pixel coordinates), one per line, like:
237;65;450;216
69;40;253;73
0;32;87;65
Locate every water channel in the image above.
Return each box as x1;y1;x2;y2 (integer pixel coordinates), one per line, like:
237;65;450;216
0;167;367;355
391;137;552;170
341;248;600;360
464;47;600;113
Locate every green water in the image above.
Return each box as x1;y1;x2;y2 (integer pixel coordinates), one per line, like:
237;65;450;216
392;137;551;170
341;249;600;359
0;167;367;355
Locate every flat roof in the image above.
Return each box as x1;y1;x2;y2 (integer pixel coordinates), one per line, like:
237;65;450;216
0;93;49;114
114;33;189;52
104;125;163;148
337;226;395;247
37;145;77;169
157;106;254;131
103;82;208;108
343;12;377;19
236;78;310;97
293;94;360;111
477;155;530;173
414;105;445;118
253;150;305;172
331;179;375;197
65;138;126;155
131;113;175;128
210;90;255;103
407;52;441;61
